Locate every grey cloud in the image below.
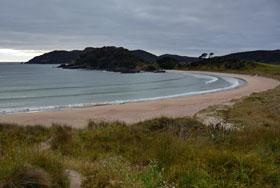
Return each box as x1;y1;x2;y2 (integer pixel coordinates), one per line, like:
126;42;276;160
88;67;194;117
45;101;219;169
0;0;279;56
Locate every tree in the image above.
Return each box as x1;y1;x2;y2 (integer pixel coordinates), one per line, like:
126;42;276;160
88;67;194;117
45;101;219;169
199;53;208;59
157;57;178;69
209;52;214;58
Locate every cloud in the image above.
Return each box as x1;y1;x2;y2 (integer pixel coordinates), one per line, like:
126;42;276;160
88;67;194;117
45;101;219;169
0;0;279;61
0;49;46;62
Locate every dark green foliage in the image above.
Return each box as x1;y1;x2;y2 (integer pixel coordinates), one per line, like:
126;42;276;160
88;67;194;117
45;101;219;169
159;54;198;63
199;53;208;59
178;169;212;188
2;166;51;188
50;125;74;155
131;50;158;63
182;56;280;80
65;47;147;72
190;57;257;70
142;64;158;72
0;149;69;188
224;50;280;65
157;57;179;69
0;124;50;149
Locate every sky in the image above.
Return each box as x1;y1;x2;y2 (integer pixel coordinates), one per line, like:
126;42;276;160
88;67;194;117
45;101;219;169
0;0;279;62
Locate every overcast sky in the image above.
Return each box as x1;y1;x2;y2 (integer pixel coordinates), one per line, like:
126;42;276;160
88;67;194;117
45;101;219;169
0;0;279;61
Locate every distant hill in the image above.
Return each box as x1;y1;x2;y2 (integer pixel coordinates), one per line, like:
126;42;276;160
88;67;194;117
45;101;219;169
159;54;198;63
222;50;280;65
60;46;156;73
26;47;199;65
189;57;258;71
26;47;280;72
185;56;280;79
26;48;159;65
27;50;82;64
131;50;158;63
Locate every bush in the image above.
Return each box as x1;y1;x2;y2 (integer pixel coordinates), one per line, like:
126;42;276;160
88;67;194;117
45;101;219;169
0;148;68;188
50;125;74;155
157;57;178;69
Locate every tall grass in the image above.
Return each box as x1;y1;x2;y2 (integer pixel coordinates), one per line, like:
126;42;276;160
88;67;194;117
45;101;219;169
1;116;279;187
0;147;69;187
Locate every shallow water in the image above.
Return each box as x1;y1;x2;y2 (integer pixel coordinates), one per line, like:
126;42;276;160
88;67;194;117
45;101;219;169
0;64;245;114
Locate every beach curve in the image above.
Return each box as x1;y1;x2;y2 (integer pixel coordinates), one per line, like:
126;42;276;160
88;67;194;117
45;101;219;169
0;71;279;128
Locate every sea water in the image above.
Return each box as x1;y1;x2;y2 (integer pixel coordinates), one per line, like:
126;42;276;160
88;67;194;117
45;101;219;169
0;63;245;114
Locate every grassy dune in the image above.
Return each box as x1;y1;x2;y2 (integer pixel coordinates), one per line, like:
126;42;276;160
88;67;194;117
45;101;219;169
1;116;280;187
186;60;280;79
1;63;280;187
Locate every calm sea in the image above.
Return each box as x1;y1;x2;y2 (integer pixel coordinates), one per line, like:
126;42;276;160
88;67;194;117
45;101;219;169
0;63;245;114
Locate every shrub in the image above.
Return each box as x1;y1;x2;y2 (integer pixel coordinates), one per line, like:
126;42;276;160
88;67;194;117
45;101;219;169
50;125;74;155
0;148;68;188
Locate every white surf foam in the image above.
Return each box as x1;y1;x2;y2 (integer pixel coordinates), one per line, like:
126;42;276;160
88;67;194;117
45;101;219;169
184;73;219;84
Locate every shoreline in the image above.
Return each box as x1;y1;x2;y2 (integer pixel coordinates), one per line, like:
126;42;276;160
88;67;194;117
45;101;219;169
0;71;279;128
0;71;244;115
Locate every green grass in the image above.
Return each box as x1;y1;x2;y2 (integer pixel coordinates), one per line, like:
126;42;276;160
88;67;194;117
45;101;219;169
1;117;280;187
185;61;280;80
217;86;280;129
0;125;69;187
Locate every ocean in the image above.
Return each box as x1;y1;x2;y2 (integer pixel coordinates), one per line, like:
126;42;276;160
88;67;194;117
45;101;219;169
0;63;245;114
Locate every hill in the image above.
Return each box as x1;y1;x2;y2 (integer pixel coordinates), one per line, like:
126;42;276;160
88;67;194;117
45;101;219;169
25;47;199;66
222;50;280;65
26;50;82;64
159;54;198;63
183;56;280;79
26;48;159;65
131;50;158;63
60;46;156;73
26;48;280;71
188;57;258;70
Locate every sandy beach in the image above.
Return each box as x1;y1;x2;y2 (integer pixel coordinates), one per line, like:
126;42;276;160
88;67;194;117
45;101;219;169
0;71;279;128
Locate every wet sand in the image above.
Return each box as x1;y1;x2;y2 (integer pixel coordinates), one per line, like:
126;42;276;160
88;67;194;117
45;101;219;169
0;71;279;128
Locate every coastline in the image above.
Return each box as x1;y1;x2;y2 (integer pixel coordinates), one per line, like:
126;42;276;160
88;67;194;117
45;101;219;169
0;70;244;115
0;71;279;128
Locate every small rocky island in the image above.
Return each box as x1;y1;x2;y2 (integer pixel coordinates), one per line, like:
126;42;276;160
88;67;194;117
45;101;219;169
58;47;159;73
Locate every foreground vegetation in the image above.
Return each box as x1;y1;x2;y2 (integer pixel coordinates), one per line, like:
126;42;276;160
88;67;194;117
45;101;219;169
1;62;280;187
1;112;280;187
